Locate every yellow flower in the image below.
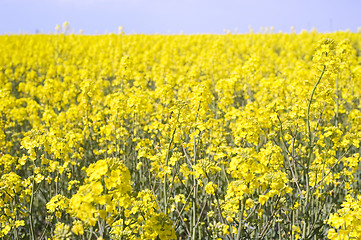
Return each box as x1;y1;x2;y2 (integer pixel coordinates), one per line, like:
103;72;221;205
72;221;84;235
259;195;268;205
144;213;176;240
205;182;218;195
15;220;25;228
2;30;361;240
53;223;71;240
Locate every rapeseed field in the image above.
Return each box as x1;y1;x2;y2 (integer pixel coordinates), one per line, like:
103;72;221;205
1;29;361;239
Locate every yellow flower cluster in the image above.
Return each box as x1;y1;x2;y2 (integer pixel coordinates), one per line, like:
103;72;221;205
327;195;361;239
1;31;361;239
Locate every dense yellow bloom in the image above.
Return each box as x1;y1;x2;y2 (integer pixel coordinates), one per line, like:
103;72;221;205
67;158;132;226
144;212;177;240
46;194;69;213
53;222;71;240
1;32;361;239
327;195;361;239
71;220;84;235
205;181;218;195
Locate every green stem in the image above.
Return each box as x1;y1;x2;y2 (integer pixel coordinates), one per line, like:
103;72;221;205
303;65;326;239
306;65;326;146
164;109;181;214
335;69;340;126
192;135;198;240
12;195;19;240
29;171;36;240
39;222;50;240
236;198;246;240
174;184;195;228
191;100;202;240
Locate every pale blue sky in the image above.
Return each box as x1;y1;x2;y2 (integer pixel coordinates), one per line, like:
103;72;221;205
1;0;360;34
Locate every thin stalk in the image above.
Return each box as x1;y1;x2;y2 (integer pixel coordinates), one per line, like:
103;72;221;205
174;184;196;227
29;172;36;240
192;100;202;240
194;201;207;229
312;146;351;190
306;65;326;144
335;69;340;126
277;115;304;198
39;221;50;240
163;109;181;214
236;197;247;240
174;204;191;235
303;65;326;239
259;196;281;239
12;195;19;240
192;135;198;240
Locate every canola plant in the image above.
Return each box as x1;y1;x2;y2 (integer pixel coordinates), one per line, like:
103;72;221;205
1;29;361;239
